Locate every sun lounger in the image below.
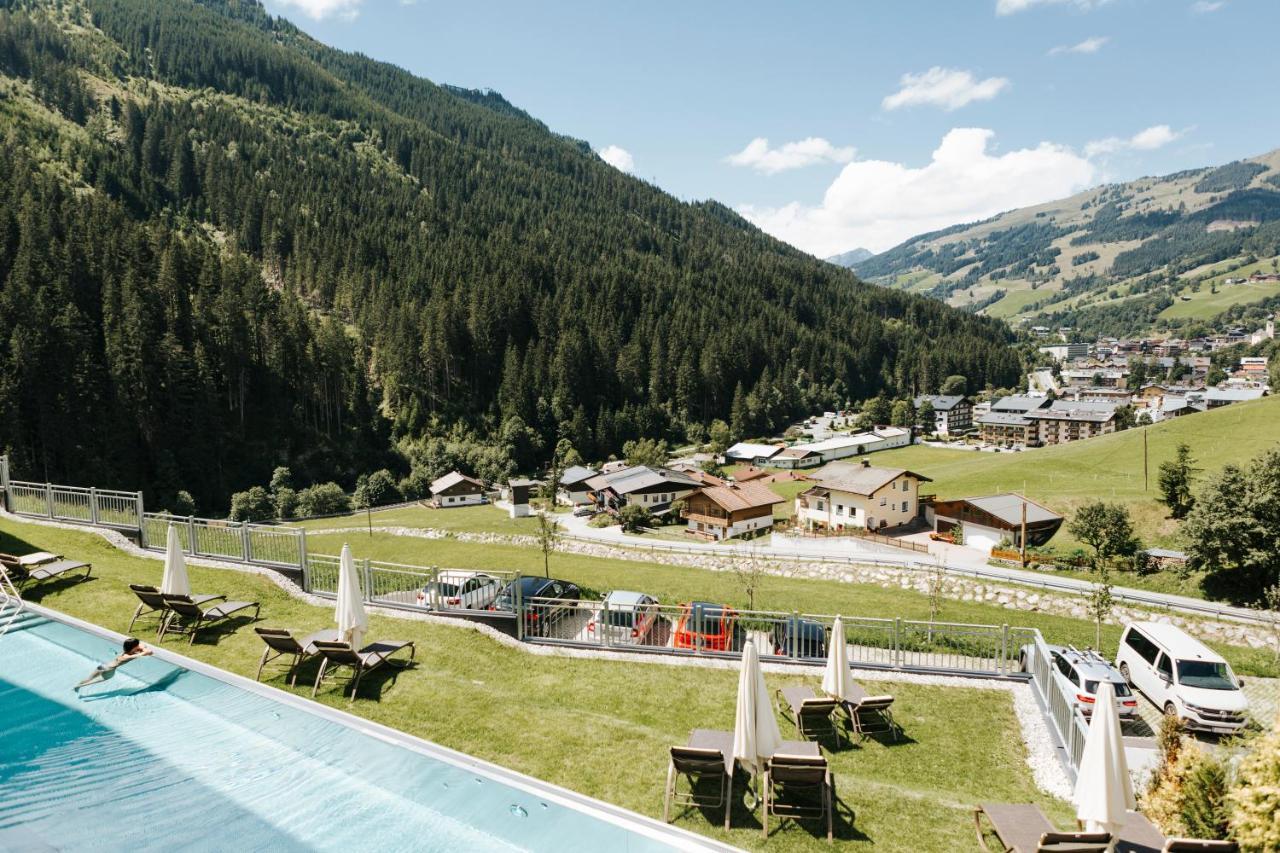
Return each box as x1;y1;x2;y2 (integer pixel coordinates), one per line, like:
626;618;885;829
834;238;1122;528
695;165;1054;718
776;686;843;745
254;627;340;685
974;803;1112;853
1115;810;1237;853
840;682;898;742
663;744;732;829
0;552;91;589
128;584;224;633
763;752;834;842
158;594;260;644
310;639;415;700
685;728;819;829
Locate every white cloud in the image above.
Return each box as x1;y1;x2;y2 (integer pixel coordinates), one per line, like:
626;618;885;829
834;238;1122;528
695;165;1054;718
1191;1;1225;12
597;145;635;173
882;68;1010;112
736;128;1096;257
1084;124;1184;157
270;0;365;20
725;137;856;175
1048;35;1109;55
997;0;1110;14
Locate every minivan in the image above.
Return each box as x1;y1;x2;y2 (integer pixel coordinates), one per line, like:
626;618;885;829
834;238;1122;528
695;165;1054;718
1114;622;1249;733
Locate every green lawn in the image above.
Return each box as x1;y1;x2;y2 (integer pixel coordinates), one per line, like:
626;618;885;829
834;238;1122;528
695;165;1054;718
877;396;1280;555
984;284;1050;319
295;502;541;536
3;516;1069;852
1160;266;1280;320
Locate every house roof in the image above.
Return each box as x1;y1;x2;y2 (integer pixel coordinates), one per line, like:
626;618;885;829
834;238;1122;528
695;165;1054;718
776;446;821;459
809;461;931;495
1143;548;1188;561
584;465;702;495
1030;400;1119;423
1206;387;1266;402
991;395;1052;413
724;442;784;460
978;412;1035;427
429;471;485;494
958;493;1062;526
685;469;727;487
803;433;880;453
695;482;785;512
559;465;598;486
913;395;968;411
732;466;771;482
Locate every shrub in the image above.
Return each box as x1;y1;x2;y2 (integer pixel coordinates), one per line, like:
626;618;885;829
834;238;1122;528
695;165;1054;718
618;504;651;533
269;466;293;492
1143;723;1231;842
273;486;298;520
295;482;351;517
354;469;400;509
1227;718;1280;851
398;469;431;500
228;486;274;522
588;513;616;529
172;490;195;517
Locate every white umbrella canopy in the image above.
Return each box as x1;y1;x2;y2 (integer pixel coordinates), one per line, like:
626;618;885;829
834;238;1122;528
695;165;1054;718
335;544;369;650
159;522;191;596
1074;680;1136;837
733;640;783;777
821;615;858;703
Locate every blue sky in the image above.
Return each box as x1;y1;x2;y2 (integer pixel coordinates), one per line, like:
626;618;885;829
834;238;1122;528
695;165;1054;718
264;0;1278;256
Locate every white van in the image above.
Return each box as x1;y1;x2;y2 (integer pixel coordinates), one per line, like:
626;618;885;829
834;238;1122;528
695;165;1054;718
1114;622;1248;734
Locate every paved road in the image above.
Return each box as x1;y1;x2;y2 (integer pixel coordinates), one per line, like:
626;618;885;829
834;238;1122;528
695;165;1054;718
556;513;1272;626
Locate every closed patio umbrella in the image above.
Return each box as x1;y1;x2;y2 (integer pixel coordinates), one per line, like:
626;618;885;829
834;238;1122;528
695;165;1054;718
733;640;783;778
159;522;191;596
1074;679;1135;838
821;615;857;703
335;544;369;650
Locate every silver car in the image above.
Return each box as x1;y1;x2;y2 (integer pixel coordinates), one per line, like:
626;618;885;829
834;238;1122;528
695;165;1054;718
1029;645;1138;719
416;571;501;611
586;590;661;645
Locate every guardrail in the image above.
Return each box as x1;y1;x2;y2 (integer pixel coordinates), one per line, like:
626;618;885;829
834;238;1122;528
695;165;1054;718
6;480;143;531
303;555;519;618
1022;632;1090;773
139;514;306;571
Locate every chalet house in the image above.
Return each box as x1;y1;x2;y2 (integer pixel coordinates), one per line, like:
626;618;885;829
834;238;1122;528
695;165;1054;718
794;460;931;533
684;482;785;541
723;442;784;465
772;445;823;469
927;493;1063;554
429;472;487;508
913;395;973;435
585;465;703;515
557;465;599;506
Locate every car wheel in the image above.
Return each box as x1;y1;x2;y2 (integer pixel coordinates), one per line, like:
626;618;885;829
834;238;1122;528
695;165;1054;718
1164;702;1179;719
1119;663;1132;684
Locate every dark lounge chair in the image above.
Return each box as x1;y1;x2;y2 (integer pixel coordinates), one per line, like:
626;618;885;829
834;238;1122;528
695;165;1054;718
762;753;834;842
974;803;1112;853
0;552;91;590
310;639;415;700
663;745;732;829
776;686;843;745
128;584;223;633
158;594;260;644
1114;809;1238;853
254;627;339;685
842;685;898;742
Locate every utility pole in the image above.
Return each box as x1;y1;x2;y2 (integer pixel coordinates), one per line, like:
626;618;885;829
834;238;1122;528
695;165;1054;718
1020;500;1027;566
1143;429;1149;492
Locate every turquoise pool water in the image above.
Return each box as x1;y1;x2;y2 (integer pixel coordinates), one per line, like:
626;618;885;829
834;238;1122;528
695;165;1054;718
0;614;696;852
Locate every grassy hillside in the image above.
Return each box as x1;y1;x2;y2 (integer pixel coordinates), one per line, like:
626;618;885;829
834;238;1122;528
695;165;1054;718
856;149;1280;336
877;395;1280;551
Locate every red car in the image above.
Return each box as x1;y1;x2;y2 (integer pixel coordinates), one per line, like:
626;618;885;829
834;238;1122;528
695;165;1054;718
673;602;740;652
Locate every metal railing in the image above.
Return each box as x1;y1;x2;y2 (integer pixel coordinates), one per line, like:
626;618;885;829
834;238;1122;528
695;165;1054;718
303;555;519;617
139;514;307;570
0;564;22;638
6;480;143;531
1023;633;1090;772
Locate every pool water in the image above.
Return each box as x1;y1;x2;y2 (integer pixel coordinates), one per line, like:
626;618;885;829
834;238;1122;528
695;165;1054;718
0;614;692;852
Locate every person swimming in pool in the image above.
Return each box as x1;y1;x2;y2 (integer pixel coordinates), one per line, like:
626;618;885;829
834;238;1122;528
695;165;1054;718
74;637;152;692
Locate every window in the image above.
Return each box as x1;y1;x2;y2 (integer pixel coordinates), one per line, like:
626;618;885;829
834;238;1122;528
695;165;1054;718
879;496;886;506
1124;628;1160;664
1156;653;1173;681
816;501;825;511
836;505;844;516
902;502;908;512
1176;660;1237;691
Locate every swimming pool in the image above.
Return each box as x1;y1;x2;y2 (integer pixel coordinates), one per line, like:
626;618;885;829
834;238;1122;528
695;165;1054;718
0;605;729;852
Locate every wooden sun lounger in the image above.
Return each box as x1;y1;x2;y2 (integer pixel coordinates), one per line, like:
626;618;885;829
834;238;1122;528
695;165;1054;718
254;627;340;686
684;728;819;830
974;803;1111;853
763;753;834;842
311;640;415;700
158;594;260;644
128;584;224;633
664;744;732;829
0;552;91;589
776;686;843;744
840;682;899;742
1115;810;1238;853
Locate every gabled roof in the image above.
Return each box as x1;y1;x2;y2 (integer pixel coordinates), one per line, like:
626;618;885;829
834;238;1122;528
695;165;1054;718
733;466;771;482
991;395;1052;413
724;442;784;460
809;461;931;495
559;465;599;486
694;482;785;513
585;465;702;495
429;471;485;494
913;395;968;411
776;445;821;459
959;493;1061;526
978;411;1034;427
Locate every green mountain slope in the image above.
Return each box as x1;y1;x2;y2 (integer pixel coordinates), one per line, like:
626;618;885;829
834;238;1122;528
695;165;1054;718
856;149;1280;337
0;0;1021;510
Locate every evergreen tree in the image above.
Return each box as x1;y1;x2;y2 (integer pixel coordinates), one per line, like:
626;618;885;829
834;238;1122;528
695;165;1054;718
1157;443;1199;519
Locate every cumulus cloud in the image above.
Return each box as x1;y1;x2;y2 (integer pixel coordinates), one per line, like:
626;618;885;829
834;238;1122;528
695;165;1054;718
1048;35;1109;55
1191;1;1224;12
736;128;1096;257
725;137;856;175
270;0;365;20
881;68;1010;112
997;0;1110;14
1084;124;1184;157
597;145;635;173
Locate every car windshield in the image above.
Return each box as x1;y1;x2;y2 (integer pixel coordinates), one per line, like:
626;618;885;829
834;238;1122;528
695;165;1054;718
424;582;460;597
1176;659;1237;690
1084;679;1131;697
603;609;635;628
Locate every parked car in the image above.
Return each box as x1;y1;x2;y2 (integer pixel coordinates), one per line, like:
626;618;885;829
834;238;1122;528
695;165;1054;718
771;617;827;659
416;571;501;611
1114;622;1249;733
586;590;661;644
491;576;582;632
572;506;595;517
672;602;741;652
1022;644;1138;719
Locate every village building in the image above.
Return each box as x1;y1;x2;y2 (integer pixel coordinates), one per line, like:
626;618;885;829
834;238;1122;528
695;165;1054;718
769;427;911;469
556;465;599;506
771;445;824;469
977;411;1038;447
794;460;930;532
585;465;702;515
1204;386;1267;408
429;472;487;508
926;493;1063;554
990;395;1052;415
722;442;784;465
684;482;785;541
913;395;973;435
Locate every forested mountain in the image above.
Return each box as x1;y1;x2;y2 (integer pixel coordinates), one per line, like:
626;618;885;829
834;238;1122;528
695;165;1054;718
0;0;1020;511
827;248;874;268
855;149;1280;337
